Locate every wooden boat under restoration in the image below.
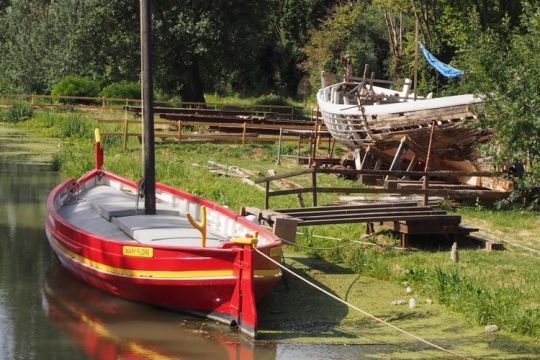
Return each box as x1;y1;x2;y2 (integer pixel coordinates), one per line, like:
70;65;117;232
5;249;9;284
45;136;282;338
316;80;515;192
316;80;485;153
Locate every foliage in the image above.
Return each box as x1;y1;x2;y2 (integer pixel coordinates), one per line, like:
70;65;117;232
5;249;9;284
457;4;540;206
1;103;34;123
301;2;388;90
253;94;290;106
57;113;93;138
434;267;538;337
51;75;101;102
100;81;140;100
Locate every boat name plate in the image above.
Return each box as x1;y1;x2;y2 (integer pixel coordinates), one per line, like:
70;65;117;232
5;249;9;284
122;246;154;258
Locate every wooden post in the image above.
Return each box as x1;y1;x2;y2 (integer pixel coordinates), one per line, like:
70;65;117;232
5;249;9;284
329;138;336;159
177;120;182;143
315;124;322;151
311;110;318;164
123;112;129;150
297;135;302;161
423;121;436;206
276;128;283;166
264;181;270;209
242;122;247;146
311;168;318;207
360;64;369;95
413;16;419;101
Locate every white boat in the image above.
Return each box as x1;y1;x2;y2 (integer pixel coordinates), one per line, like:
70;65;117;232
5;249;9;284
316;77;515;193
316;79;483;149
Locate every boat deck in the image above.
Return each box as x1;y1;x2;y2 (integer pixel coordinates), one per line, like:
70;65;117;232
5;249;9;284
58;185;227;247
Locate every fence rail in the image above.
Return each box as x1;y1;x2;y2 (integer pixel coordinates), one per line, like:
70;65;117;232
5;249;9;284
0;93;302;119
97;118;329;149
255;167;508;209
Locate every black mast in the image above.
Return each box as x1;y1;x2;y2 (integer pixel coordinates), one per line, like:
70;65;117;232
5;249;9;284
140;0;156;214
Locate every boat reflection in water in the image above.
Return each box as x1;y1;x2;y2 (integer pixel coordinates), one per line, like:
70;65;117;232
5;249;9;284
42;264;276;360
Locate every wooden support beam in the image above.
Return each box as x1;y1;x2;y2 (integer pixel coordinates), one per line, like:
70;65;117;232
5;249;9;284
296;210;448;221
299;214;461;226
273;217;298;244
385;137;409;189
274;201;419;213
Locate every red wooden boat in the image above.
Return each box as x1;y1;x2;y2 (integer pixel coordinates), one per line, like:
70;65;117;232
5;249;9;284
45;135;282;337
46;2;281;338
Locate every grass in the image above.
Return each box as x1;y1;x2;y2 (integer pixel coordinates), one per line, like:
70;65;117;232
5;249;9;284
0;102;34;123
5;108;540;344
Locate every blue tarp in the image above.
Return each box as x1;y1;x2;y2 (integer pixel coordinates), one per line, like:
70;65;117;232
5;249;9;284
419;42;463;78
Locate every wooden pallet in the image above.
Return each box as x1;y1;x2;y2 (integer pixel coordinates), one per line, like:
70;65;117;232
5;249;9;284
242;201;478;248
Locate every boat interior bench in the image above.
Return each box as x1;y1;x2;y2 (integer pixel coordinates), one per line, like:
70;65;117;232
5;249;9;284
112;215;226;247
63;185;227;247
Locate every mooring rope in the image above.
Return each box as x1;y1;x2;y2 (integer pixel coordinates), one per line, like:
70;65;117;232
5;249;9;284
279;233;405;251
278;237;354;250
255;248;471;360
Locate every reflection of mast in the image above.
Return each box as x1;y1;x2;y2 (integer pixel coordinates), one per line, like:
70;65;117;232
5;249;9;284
6;201;17;242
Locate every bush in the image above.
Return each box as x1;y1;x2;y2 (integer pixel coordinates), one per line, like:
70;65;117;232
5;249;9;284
59;113;92;138
51;75;101;103
1;103;33;123
100;81;141;100
253;94;290;106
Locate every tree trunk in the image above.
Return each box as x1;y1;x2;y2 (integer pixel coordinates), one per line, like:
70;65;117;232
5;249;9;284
180;59;205;103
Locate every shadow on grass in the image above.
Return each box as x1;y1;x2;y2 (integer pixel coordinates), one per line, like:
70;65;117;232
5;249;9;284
403;234;488;252
256;256;355;341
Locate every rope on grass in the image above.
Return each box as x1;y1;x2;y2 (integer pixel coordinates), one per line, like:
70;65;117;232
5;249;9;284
280;231;407;251
255;248;471;360
279;237;355;250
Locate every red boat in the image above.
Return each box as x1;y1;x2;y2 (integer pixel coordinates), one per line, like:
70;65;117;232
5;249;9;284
46;2;281;338
45;134;282;337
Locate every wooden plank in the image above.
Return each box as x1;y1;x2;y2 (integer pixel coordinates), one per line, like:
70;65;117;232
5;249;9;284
255;168;313;183
373;111;473;130
275;206;438;218
297;210;448;221
273;217;298;243
299;214;461;226
314;168;504;178
268;187;508;199
274;201;419;213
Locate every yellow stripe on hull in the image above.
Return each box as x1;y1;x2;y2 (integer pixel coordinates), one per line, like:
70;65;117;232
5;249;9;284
49;234;280;280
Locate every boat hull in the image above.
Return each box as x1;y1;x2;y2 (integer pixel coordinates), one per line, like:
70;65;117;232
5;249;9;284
45;169;282;337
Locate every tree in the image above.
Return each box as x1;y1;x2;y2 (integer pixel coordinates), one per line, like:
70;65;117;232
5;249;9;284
301;2;388;90
459;3;540;206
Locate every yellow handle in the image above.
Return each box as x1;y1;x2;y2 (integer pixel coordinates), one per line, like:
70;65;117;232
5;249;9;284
95;128;101;143
187;206;207;248
230;232;258;246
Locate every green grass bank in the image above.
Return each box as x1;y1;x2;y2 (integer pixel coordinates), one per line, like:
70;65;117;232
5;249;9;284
3;108;539;351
